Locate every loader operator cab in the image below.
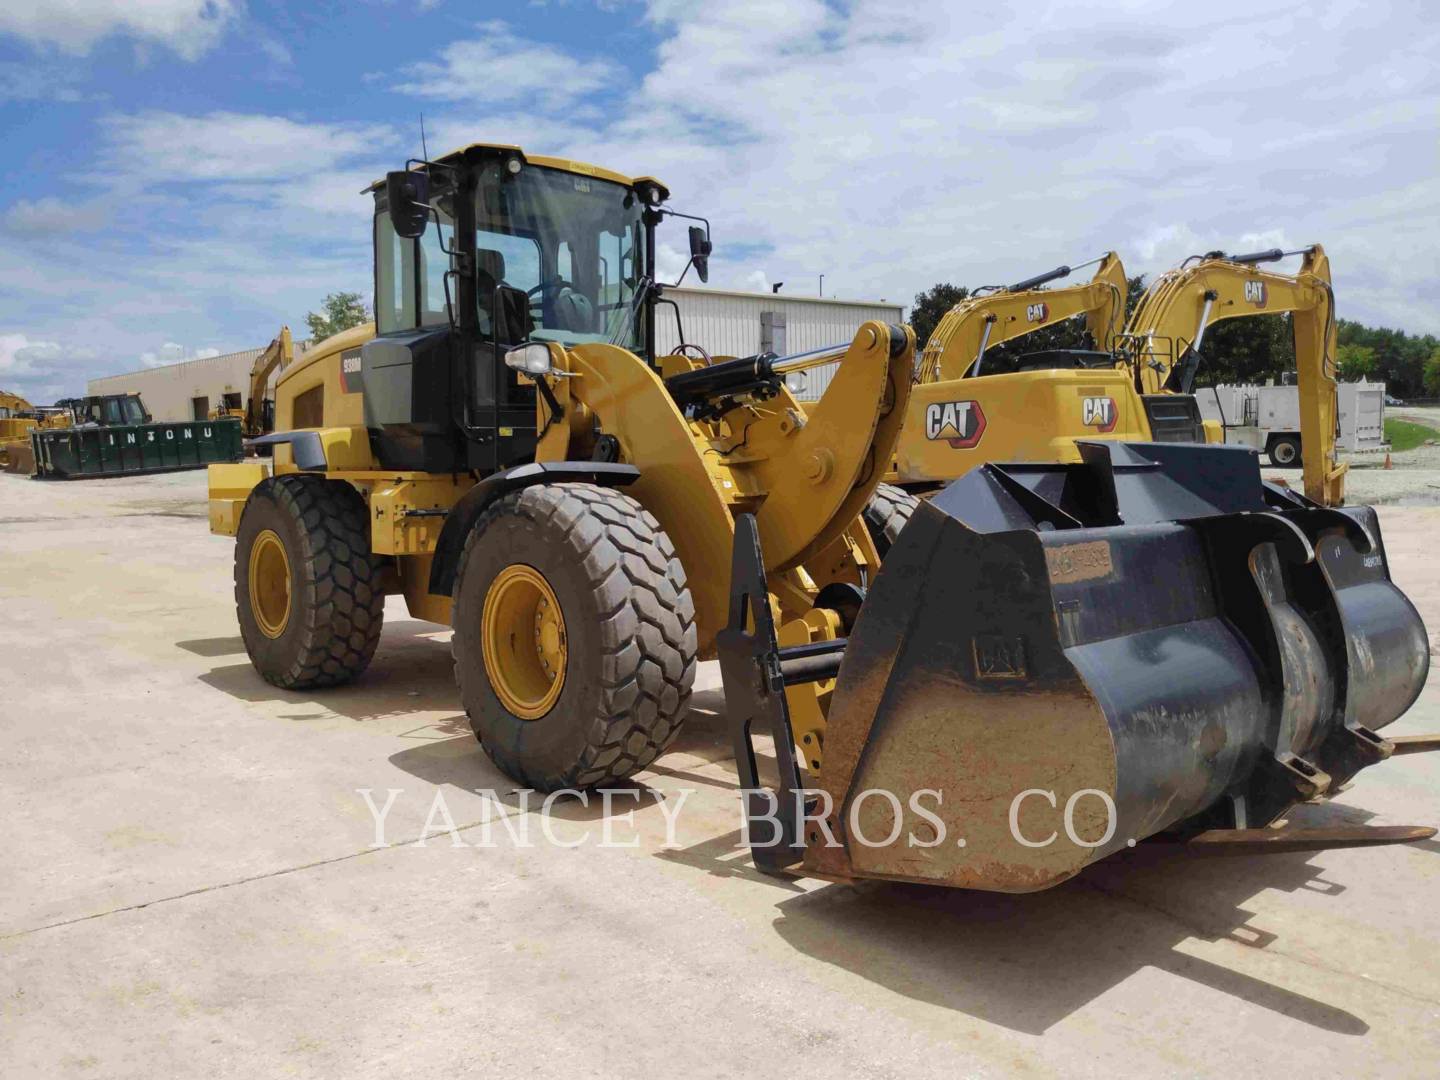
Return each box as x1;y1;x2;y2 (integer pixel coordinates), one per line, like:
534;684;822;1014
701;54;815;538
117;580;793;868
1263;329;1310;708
364;145;708;476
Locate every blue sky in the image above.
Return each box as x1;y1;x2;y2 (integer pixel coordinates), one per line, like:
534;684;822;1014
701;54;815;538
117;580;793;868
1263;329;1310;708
1;0;1437;400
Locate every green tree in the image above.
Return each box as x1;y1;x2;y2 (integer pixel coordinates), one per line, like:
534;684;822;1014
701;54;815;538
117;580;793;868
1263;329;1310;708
1425;347;1440;398
1197;313;1296;386
1336;343;1376;380
908;283;969;350
305;291;370;342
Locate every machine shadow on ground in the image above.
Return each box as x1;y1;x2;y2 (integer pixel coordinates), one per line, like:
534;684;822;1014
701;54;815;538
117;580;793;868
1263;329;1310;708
185;620;466;729
763;841;1369;1038
179;621;1383;1037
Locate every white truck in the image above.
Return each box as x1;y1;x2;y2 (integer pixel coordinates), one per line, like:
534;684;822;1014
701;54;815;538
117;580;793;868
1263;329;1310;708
1196;380;1387;467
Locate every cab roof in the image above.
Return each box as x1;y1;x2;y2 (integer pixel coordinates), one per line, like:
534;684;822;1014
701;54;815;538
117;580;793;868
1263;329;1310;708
368;142;666;198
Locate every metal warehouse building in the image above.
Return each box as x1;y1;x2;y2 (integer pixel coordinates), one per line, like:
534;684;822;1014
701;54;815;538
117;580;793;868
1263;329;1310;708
88;341;311;423
655;287;903;400
88;287;901;418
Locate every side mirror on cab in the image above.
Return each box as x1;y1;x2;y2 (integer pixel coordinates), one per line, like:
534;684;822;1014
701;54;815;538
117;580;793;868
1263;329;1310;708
385;170;431;239
688;225;712;284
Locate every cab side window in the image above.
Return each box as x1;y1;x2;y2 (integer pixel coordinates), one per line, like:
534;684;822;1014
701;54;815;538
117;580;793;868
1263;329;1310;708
374;212;417;334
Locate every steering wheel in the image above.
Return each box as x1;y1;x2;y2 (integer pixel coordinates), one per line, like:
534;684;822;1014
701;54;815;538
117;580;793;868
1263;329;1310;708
669;343;715;367
527;279;576;305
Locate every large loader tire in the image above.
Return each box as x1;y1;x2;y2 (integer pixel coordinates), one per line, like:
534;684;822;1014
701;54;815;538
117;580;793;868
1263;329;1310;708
234;475;385;689
452;482;697;791
862;482;921;559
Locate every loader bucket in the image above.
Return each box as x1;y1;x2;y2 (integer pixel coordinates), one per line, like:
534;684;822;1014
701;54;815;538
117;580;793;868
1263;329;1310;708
727;441;1430;892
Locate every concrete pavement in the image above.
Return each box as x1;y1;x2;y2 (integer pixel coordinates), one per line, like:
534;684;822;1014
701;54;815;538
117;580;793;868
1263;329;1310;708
3;470;1439;1077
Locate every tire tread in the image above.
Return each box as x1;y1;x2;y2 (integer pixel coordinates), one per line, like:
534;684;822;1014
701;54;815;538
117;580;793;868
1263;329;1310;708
453;483;697;791
235;475;384;690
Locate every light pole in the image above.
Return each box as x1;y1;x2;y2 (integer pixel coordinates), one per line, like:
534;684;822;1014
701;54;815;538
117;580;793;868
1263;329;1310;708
818;274;824;298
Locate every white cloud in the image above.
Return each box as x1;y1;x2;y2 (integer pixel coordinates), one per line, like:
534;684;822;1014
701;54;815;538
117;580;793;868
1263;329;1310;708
403;0;1440;332
138;342;221;368
105;111;396;181
393;21;620;108
257;36;292;66
2;197;111;237
6;0;1440;404
0;334;60;376
0;61;86;103
655;242;688;283
0;334;101;401
0;0;240;61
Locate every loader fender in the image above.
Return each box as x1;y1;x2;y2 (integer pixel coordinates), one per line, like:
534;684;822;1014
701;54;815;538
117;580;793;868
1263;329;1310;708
428;461;640;597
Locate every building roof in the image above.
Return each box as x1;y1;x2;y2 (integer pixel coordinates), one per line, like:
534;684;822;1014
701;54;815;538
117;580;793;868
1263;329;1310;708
90;340;311;383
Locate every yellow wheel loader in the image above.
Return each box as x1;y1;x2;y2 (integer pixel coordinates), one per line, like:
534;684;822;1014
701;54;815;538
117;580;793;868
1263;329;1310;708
1119;245;1344;505
211;143;908;790
210;144;1434;890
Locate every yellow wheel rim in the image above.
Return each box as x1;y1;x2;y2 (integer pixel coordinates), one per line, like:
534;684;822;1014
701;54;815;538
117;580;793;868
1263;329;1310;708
481;564;567;719
248;528;292;639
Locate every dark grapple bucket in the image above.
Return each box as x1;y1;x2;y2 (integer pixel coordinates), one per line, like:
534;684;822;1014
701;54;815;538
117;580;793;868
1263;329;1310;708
723;441;1430;892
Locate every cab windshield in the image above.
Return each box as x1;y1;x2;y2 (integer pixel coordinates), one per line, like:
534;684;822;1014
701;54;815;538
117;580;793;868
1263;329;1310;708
473;161;645;350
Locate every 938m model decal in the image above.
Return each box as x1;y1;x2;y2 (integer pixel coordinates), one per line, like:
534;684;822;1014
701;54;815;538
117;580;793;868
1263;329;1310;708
925;399;987;448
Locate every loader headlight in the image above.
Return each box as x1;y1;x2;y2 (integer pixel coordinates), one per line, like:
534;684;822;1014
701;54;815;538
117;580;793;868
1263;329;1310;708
504;343;554;375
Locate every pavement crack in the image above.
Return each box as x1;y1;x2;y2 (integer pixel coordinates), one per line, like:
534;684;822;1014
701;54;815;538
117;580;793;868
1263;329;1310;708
1;809;525;942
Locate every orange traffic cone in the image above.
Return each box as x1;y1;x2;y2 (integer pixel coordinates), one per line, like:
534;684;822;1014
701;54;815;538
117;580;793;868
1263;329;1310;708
1384;452;1393;470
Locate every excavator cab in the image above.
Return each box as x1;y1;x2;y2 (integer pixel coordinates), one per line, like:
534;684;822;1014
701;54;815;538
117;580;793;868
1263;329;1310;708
894;252;1165;489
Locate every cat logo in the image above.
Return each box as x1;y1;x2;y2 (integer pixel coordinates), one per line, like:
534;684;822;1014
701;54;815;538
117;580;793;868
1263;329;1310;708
1244;280;1267;307
925;399;987;448
1026;302;1050;323
1082;396;1118;432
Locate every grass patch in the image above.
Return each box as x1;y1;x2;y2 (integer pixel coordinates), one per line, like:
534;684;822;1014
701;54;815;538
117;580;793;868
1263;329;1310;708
1385;418;1438;452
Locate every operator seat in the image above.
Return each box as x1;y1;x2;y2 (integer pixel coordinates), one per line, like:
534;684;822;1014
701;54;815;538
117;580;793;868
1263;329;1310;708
476;248;533;346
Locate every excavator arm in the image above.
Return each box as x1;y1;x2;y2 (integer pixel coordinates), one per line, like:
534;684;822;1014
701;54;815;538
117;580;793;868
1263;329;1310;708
916;252;1127;382
242;326;293;436
1121;245;1342;504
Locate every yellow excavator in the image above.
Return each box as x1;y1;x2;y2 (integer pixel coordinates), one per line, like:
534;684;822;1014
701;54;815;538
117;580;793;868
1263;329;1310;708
867;253;1141;547
208;143;1432;892
869;245;1344;557
1118;245;1343;505
210;326;292;437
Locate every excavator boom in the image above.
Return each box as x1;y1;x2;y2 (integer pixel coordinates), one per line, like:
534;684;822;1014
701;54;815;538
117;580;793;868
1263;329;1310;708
917;252;1128;383
242;326;292;436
